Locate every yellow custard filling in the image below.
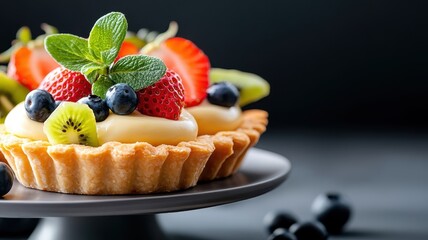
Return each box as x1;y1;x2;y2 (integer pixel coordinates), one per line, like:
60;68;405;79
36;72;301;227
5;103;198;146
187;101;243;135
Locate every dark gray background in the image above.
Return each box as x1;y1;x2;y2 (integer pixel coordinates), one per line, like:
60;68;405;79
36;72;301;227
1;0;428;129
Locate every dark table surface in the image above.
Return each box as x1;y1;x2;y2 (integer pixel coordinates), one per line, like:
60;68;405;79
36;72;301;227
2;128;428;239
160;128;428;240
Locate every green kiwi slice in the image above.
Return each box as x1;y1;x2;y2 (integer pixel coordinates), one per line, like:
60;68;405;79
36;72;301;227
43;102;99;146
0;71;29;123
209;68;270;107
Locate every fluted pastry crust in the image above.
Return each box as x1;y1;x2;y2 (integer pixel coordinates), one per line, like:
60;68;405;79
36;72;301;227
0;109;268;195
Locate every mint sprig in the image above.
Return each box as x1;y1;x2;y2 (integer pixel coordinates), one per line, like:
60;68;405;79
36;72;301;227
44;12;166;97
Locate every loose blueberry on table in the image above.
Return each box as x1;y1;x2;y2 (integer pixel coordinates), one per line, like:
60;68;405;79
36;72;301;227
289;221;328;240
268;228;297;240
264;211;298;234
311;192;352;234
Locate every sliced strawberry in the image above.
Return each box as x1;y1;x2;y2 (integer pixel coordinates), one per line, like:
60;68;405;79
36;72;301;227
7;46;60;90
146;37;210;107
115;41;140;62
39;67;92;102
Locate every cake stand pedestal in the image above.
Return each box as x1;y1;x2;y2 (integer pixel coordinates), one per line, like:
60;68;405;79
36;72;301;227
0;148;290;240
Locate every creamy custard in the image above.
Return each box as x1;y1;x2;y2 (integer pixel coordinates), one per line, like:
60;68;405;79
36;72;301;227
5;103;198;146
187;101;243;135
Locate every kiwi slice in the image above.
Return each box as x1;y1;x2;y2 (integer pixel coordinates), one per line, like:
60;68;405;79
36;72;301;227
43;102;99;146
0;71;29;123
209;68;270;107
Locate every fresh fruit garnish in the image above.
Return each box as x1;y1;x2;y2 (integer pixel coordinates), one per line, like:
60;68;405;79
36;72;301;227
78;95;109;122
0;71;29;123
206;82;239;107
136;69;184;120
209;68;270;107
44;12;166;100
0;162;14;197
264;211;299;234
1;25;60;90
105;83;138;115
289;221;328;240
43;101;99;146
311;193;352;234
24;89;56;122
141;23;210;107
39;67;92;102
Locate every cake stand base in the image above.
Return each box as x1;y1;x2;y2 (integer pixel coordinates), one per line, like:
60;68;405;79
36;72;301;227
29;214;166;240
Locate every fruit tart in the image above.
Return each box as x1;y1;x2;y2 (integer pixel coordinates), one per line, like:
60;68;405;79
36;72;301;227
0;12;269;195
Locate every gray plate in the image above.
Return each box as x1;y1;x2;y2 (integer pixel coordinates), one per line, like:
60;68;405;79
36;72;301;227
0;148;290;218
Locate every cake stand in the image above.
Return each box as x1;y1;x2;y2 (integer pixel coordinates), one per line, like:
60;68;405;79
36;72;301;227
0;148;291;240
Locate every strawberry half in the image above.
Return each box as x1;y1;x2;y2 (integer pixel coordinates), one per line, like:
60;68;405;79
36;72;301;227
145;37;210;107
39;67;92;102
136;69;185;120
7;46;60;90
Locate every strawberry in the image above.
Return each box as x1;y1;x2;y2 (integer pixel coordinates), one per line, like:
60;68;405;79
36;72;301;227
144;37;210;107
136;69;185;120
114;40;140;62
38;67;92;102
7;46;60;90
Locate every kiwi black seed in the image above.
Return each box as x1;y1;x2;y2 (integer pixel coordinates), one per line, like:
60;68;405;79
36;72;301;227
43;102;99;147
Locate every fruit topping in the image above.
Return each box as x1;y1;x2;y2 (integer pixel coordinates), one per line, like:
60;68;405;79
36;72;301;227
105;83;138;115
78;95;109;122
264;211;299;234
142;23;210;107
39;67;92;102
1;25;60;90
311;192;352;234
43;102;99;146
289;221;328;240
24;89;56;122
0;71;29;123
206;82;239;107
136;69;185;120
209;68;270;107
44;12;166;103
0;162;14;197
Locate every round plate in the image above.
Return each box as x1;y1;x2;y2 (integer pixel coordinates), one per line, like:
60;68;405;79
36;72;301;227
0;148;290;217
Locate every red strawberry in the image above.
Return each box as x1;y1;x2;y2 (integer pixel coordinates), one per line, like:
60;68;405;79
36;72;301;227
38;67;92;102
7;46;60;90
136;69;185;120
145;37;210;107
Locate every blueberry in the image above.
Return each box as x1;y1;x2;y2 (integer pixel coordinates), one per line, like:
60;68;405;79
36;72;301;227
268;228;297;240
24;89;56;122
289;221;328;240
0;162;14;197
311;192;352;234
78;95;109;122
264;211;298;234
207;82;239;107
105;83;137;115
54;100;62;109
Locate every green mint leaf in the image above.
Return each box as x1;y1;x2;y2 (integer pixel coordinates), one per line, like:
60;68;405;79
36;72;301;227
109;55;166;91
88;12;127;65
81;63;107;84
92;75;115;99
45;34;99;72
